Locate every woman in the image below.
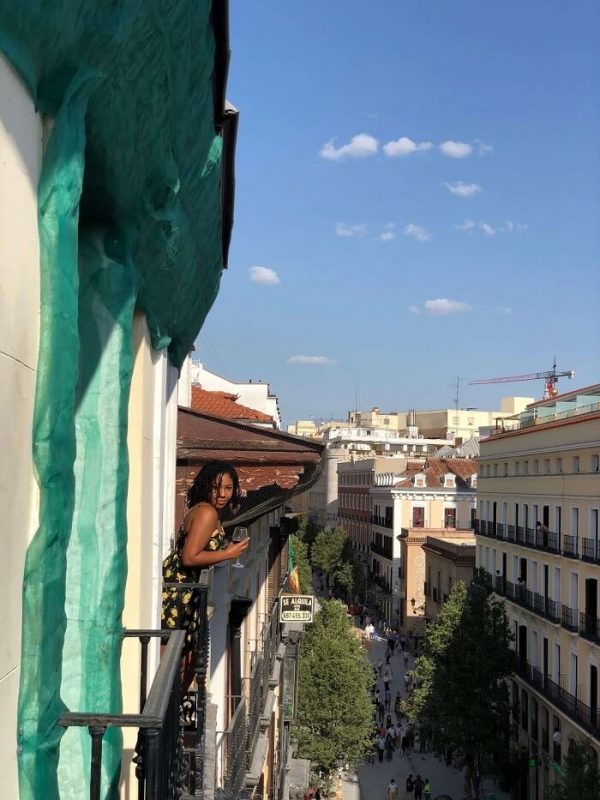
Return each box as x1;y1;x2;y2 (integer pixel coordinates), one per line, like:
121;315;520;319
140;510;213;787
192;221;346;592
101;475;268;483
162;461;249;688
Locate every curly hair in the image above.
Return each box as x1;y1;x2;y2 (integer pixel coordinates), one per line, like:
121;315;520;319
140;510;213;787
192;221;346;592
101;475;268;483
186;460;241;510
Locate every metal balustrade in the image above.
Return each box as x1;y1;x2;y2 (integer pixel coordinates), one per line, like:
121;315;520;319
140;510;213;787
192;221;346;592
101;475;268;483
562;535;579;558
581;538;599;563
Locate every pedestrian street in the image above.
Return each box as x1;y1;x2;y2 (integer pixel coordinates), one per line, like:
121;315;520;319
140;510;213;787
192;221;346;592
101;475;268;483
341;632;511;800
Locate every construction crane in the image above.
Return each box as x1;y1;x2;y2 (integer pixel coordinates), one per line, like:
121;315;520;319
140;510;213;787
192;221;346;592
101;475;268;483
469;360;575;400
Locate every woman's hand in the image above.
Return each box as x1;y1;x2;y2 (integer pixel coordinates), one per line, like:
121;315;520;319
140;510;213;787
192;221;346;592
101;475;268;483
224;537;250;561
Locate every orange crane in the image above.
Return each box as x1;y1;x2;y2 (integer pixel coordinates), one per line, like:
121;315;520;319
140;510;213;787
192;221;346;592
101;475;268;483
469;360;575;400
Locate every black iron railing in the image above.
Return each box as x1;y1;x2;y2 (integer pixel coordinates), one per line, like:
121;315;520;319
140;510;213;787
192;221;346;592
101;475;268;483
579;612;600;644
561;605;579;632
581;538;599;562
59;629;186;800
494;577;562;625
223;696;248;797
515;660;600;738
562;535;579;559
370;540;393;559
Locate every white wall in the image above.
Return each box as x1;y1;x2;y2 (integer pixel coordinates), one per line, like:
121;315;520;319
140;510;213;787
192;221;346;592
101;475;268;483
0;54;43;799
121;312;179;796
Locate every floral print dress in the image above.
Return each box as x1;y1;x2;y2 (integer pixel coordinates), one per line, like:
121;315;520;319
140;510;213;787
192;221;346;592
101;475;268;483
161;513;228;651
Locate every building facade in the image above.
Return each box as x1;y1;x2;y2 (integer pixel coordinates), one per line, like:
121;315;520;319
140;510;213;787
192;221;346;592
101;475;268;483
370;459;477;631
475;384;600;799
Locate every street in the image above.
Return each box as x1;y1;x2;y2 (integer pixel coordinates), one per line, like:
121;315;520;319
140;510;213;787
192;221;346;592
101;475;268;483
342;632;511;800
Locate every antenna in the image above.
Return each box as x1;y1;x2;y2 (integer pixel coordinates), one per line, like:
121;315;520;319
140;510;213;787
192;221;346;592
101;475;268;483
453;376;461;412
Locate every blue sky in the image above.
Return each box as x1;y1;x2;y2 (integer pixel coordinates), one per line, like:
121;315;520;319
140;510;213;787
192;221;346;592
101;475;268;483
195;0;600;426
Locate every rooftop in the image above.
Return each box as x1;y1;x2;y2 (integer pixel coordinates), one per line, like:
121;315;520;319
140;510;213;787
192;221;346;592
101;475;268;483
190;386;274;424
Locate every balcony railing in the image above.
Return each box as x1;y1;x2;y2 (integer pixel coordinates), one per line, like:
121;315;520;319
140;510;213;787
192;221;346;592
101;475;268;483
515;660;600;739
561;605;579;632
581;538;600;563
223;696;248;798
494;577;562;625
371;514;393;529
475;520;566;557
579;612;600;644
562;535;579;559
370;540;393;559
59;629;186;800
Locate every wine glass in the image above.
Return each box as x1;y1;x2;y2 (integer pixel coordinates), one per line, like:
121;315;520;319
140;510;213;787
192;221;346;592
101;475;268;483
230;527;248;569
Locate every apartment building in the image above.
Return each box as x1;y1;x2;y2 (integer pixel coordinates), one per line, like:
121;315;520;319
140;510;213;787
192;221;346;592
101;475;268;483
414;397;532;443
422;534;476;617
475;384;600;800
370;459;477;631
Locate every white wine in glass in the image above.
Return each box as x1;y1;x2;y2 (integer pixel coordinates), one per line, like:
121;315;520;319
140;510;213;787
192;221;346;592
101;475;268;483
230;527;249;568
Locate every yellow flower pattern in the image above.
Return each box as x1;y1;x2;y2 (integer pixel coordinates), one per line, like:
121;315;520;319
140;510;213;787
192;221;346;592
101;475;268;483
161;519;227;651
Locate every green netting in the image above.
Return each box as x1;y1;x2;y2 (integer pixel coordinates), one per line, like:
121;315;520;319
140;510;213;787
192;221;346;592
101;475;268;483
1;1;227;796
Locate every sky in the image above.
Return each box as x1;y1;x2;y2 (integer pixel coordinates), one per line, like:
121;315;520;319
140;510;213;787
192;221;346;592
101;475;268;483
195;0;600;427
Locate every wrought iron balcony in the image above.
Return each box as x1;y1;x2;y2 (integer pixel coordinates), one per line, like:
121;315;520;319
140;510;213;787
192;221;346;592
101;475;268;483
493;577;562;625
561;605;579;632
562;535;579;559
223;696;248;798
515;659;600;738
476;519;563;557
59;628;186;800
579;612;600;644
581;538;600;563
371;514;393;529
370;540;393;559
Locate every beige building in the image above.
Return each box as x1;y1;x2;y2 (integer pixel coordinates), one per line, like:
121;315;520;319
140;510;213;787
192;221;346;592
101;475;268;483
475;384;600;800
286;419;318;438
347;407;408;431
422;534;476;617
370;459;477;630
414;397;533;444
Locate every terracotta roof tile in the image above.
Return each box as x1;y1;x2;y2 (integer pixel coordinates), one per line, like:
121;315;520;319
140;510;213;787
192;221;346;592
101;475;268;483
190;386;273;422
394;457;477;489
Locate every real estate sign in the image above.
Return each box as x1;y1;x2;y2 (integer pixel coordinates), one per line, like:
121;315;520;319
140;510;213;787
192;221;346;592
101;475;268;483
279;593;314;623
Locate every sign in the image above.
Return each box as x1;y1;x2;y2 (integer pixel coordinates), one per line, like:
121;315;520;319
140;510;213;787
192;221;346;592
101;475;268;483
279;594;314;623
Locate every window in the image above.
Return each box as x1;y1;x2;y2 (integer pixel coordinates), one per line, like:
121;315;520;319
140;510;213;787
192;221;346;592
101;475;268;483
384;418;389;425
493;463;498;477
572;456;580;473
503;463;508;476
515;462;520;476
533;459;539;475
412;506;425;527
593;455;600;473
544;459;551;474
523;460;529;475
444;507;457;528
556;458;563;474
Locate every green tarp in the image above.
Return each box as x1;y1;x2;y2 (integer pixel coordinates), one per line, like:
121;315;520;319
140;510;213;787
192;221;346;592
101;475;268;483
0;1;227;796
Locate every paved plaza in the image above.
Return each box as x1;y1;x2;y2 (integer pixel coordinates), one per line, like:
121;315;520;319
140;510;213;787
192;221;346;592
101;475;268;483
342;633;511;800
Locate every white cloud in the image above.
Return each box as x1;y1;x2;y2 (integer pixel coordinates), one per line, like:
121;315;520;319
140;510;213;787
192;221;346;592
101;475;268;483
320;133;378;161
475;139;494;156
410;298;473;315
439;140;473;158
287;355;337;365
497;307;513;316
335;222;367;238
248;266;280;285
383;137;433;157
505;220;528;232
444;181;482;197
480;221;498;236
404;223;430;242
455;219;476;233
378;231;396;242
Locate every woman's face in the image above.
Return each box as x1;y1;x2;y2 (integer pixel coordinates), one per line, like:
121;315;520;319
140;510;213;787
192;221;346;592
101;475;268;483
209;472;234;510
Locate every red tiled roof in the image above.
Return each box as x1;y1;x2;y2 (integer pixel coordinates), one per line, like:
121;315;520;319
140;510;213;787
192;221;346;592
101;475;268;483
394;458;477;489
190;386;273;422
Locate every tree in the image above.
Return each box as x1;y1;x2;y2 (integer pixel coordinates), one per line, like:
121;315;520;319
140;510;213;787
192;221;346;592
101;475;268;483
294;600;374;773
290;534;312;594
332;561;353;597
310;528;347;578
549;738;600;800
298;518;320;556
405;568;516;799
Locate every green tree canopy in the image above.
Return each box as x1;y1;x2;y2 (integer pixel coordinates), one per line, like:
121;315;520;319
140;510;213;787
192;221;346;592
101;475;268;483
298;518;320;556
290;533;312;594
549;738;600;800
294;600;373;773
310;527;347;577
405;568;516;799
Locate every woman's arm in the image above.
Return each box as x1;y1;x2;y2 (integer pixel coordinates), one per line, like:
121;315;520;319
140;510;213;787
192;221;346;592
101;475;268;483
181;505;249;567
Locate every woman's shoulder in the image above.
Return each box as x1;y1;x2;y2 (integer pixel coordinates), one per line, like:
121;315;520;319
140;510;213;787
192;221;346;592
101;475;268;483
185;502;218;529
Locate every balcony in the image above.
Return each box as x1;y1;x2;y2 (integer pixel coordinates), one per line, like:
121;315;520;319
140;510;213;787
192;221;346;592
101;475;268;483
515;660;600;739
371;514;393;530
581;538;600;563
475;519;565;557
494;577;562;625
579;612;600;644
370;540;393;560
561;605;579;632
562;535;579;559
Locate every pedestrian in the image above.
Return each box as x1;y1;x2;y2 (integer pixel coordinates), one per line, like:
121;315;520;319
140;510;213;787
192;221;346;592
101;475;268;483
400;634;406;651
413;774;423;800
383;664;392;683
374;688;381;704
377;699;385;724
385;648;391;665
386;713;393;729
377;733;386;763
404;774;414;800
401;734;409;757
423;779;431;800
387;779;399;800
377;658;383;676
393;722;402;752
384;688;391;709
403;651;409;667
385;729;394;761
